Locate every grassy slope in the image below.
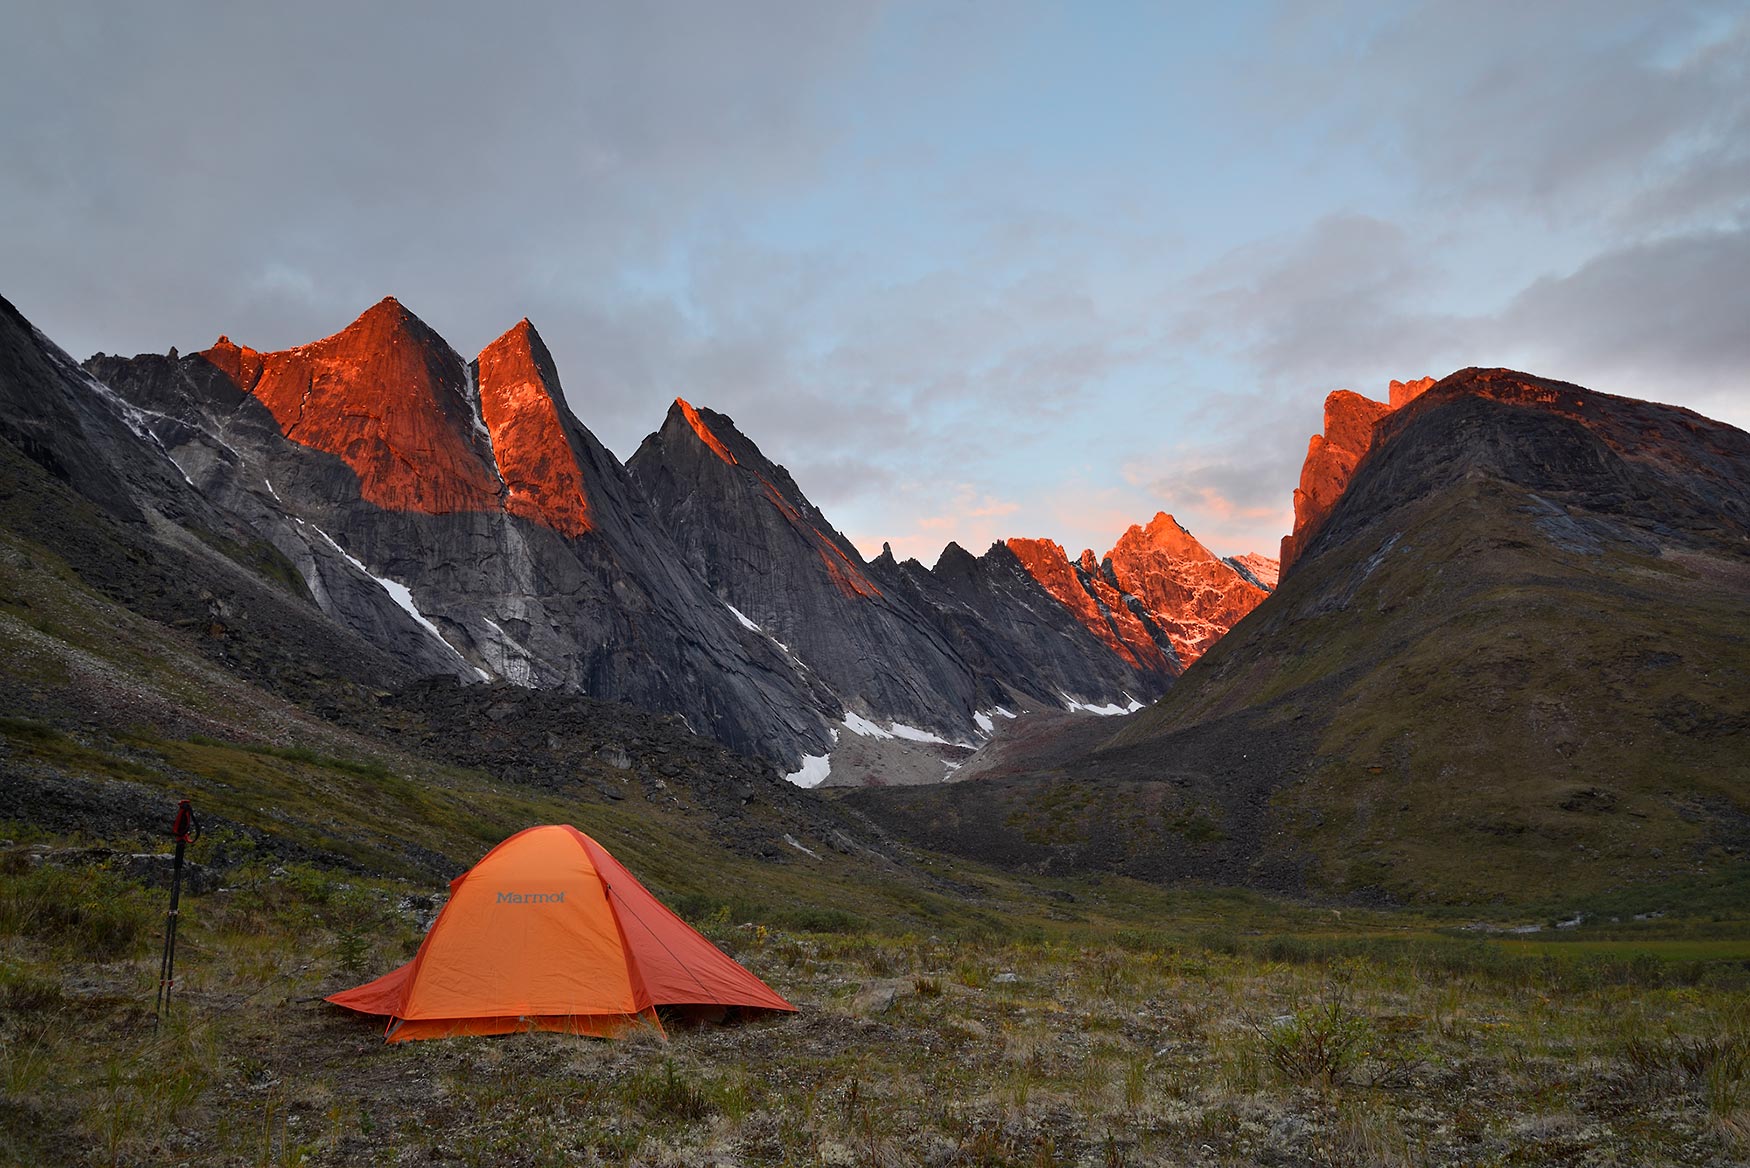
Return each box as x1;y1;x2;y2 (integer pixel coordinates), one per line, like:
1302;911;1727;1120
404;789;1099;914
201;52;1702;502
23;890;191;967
5;812;1750;1166
1158;473;1750;901
2;537;1742;1167
853;379;1750;907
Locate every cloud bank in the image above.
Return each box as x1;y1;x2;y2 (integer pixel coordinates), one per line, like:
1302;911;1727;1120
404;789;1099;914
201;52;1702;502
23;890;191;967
3;1;1744;564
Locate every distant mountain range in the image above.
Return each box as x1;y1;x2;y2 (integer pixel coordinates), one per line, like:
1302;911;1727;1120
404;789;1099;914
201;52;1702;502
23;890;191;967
10;294;1272;782
848;368;1750;902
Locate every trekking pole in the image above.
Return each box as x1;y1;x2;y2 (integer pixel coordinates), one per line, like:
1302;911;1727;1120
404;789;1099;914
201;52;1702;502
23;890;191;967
154;799;200;1028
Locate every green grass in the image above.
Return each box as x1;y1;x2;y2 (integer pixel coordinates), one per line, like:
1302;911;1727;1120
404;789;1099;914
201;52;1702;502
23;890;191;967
1494;938;1750;962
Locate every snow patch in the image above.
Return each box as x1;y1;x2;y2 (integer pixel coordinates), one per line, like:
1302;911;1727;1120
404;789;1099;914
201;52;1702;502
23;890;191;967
974;711;994;735
943;760;963;775
994;706;1017;719
841;711;957;744
1061;692;1145;716
310;526;475;671
842;711;894;739
263;478;282;501
460;359;493;444
889;720;952;744
726;601;796;654
784;754;832;788
783;833;820;858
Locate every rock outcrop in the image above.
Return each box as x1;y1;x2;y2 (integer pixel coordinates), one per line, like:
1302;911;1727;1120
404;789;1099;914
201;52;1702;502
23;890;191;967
1005;514;1272;671
1223;553;1279;591
869;540;1175;712
631;398;980;739
203;297;504;517
1101;513;1271;664
474;320;593;538
1279;376;1434;575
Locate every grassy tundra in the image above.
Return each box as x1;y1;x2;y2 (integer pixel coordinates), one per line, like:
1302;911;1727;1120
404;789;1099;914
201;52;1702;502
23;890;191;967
4;818;1747;1167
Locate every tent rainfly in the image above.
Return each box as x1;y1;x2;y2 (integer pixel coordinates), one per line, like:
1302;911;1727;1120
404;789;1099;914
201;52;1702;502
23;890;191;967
327;824;795;1041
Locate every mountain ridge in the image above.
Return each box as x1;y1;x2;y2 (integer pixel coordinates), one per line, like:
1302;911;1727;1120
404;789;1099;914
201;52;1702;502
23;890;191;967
63;291;1267;779
847;368;1750;902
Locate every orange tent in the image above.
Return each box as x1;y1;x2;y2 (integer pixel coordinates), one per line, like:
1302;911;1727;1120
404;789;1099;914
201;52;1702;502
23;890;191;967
327;824;795;1041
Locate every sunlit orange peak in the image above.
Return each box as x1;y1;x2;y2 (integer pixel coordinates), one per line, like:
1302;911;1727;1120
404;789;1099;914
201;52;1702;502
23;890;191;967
676;398;738;466
210;296;501;516
476;318;592;537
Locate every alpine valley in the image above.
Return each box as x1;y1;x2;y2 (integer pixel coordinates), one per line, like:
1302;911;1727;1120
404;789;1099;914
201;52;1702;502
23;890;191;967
6;288;1750;1167
4;288;1747;908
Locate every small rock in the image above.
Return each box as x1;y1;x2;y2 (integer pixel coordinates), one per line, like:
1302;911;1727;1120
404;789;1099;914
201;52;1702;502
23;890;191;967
851;980;902;1013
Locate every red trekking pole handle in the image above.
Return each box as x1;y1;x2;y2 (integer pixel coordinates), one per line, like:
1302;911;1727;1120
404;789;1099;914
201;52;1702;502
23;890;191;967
172;799;200;844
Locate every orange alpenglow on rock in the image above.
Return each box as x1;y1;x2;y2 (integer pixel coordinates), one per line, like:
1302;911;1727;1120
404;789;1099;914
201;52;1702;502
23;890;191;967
1227;552;1280;591
327;825;795;1042
202;335;263;391
1280;376;1435;574
1005;537;1172;673
200;297;502;516
1103;512;1269;664
676;397;739;465
1389;376;1437;409
475;320;592;537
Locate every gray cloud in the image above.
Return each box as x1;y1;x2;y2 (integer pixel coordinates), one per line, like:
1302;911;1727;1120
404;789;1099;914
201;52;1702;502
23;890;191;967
1489;226;1750;424
2;1;884;360
1179;214;1460;387
4;1;1744;567
1260;2;1749;230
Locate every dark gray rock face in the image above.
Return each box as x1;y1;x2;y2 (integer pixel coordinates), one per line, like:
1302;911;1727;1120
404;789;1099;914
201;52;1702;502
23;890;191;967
3;289;1234;786
868;540;1172;713
630;400;980;739
0;294;423;706
628;401;1166;749
87;305;835;766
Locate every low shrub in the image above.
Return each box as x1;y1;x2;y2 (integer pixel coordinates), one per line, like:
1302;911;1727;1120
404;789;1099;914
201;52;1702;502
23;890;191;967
1259;1000;1374;1088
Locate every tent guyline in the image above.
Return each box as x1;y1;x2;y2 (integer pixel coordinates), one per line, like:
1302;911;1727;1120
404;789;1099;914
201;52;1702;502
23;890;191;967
327;824;795;1042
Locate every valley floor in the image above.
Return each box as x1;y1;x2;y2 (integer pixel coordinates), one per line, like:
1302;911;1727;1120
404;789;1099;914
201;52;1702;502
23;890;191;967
3;844;1747;1167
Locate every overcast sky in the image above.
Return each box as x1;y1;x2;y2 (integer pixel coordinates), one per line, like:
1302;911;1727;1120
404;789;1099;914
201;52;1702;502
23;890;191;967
5;1;1746;563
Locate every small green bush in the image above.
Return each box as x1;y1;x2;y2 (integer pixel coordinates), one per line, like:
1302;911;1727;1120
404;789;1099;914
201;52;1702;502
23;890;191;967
1260;1001;1374;1087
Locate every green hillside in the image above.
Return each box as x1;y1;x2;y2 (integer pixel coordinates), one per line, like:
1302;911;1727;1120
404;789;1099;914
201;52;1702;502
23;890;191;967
851;372;1750;905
